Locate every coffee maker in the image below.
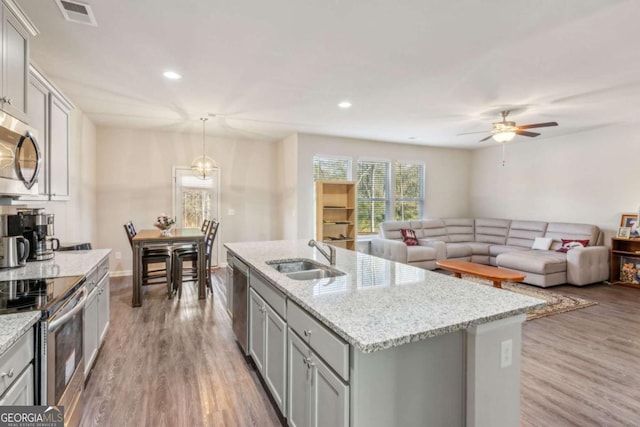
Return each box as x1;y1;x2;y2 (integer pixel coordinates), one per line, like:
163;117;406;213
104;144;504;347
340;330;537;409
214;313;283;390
18;209;59;261
0;214;30;268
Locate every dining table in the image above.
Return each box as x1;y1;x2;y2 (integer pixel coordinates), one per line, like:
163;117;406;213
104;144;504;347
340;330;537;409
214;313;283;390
131;228;206;307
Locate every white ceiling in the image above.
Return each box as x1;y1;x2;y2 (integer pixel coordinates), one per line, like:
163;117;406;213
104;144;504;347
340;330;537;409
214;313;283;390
16;0;640;148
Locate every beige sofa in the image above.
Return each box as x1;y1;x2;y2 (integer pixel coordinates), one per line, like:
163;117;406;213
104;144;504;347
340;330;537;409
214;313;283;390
370;218;609;287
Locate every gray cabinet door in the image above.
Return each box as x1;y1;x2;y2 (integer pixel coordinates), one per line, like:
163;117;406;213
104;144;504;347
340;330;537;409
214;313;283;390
83;288;99;378
27;74;48;196
1;5;28;123
248;288;265;373
0;364;33;405
311;354;349;427
48;93;69;199
288;330;312;427
264;303;287;415
97;274;110;343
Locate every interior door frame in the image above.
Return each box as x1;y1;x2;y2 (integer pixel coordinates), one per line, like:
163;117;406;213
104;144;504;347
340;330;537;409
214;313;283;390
172;166;221;267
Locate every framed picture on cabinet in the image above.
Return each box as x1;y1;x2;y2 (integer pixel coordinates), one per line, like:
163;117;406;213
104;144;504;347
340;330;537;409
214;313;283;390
620;214;640;237
617;227;631;239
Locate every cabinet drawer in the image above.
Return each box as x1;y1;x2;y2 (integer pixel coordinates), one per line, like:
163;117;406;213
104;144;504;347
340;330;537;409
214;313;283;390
250;272;286;319
287;302;349;381
0;364;33;406
86;266;99;294
0;328;34;397
97;257;110;280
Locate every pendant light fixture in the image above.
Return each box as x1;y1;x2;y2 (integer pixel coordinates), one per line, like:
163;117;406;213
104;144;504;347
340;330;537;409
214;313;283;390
191;117;217;179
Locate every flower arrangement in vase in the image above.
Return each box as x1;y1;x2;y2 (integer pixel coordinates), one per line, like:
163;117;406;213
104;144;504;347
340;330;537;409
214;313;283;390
154;214;176;236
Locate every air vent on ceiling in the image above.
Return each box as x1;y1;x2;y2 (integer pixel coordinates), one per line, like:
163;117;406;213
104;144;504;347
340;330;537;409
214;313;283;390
55;0;97;26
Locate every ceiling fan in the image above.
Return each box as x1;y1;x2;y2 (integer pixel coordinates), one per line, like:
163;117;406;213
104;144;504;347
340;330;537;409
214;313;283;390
458;110;558;143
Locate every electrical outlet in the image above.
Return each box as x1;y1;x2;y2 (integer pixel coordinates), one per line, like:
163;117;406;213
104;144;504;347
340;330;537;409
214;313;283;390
115;251;122;260
500;339;513;368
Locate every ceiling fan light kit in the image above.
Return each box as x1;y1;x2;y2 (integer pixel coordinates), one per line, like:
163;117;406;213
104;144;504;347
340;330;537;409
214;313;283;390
191;117;217;179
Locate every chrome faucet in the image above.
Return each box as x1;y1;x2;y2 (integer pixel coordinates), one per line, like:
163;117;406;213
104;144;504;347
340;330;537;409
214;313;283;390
308;239;336;265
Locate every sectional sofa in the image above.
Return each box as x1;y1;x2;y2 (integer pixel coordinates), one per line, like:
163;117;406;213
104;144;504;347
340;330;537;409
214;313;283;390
370;218;609;287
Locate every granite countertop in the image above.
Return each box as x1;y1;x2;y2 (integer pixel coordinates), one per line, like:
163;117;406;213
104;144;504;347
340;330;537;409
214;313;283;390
0;249;111;281
225;240;546;353
0;312;41;355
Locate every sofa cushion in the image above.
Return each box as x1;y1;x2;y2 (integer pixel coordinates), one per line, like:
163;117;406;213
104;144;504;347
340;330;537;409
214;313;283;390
506;220;548;248
556;239;589;253
545;222;600;250
466;242;491;255
400;228;418;246
379;221;412;240
445;242;472;258
407;245;436;262
497;251;567;275
531;237;553;250
413;219;449;242
475;218;511;244
443;218;474;243
489;245;529;257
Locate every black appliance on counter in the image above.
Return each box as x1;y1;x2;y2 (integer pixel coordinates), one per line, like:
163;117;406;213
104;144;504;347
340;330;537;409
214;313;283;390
18;208;60;261
0;275;86;427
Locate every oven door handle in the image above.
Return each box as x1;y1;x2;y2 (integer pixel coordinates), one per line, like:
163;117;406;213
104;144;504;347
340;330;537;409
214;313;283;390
48;287;87;332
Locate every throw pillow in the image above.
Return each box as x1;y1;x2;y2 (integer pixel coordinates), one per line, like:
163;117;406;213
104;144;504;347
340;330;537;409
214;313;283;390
556;239;589;253
400;228;418;246
531;237;553;250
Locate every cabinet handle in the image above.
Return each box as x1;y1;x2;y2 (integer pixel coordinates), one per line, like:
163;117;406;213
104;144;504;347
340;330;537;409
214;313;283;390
303;329;312;337
5;98;11;105
1;369;14;378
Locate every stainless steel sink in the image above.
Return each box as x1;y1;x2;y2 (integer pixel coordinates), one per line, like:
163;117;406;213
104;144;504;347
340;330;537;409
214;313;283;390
266;258;346;280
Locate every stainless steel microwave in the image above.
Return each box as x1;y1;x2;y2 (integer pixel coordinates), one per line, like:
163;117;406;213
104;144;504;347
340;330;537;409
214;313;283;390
0;112;41;197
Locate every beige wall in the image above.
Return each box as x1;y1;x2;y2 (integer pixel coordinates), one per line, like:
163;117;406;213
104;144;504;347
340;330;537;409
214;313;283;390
294;133;472;238
469;124;638;242
96;127;279;274
276;134;298;240
3;108;98;245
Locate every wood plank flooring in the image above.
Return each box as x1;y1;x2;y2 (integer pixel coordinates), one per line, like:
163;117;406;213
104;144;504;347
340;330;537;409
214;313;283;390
80;273;281;427
82;274;640;426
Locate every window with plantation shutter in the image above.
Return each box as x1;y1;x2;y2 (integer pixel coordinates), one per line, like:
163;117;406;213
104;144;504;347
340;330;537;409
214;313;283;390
395;161;425;221
313;156;352;181
357;160;390;234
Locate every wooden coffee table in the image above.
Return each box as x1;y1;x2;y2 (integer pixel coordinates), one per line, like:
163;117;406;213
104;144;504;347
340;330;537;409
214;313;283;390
436;259;525;289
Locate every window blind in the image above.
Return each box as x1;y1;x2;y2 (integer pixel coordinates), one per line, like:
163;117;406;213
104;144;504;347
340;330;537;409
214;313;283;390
313;156;352;181
357;160;389;234
395;161;424;221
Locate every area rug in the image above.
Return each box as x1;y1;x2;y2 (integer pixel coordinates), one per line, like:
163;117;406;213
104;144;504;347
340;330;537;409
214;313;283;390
458;274;598;320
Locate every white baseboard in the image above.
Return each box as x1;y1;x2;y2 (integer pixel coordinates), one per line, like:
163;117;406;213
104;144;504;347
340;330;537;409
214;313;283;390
110;270;132;277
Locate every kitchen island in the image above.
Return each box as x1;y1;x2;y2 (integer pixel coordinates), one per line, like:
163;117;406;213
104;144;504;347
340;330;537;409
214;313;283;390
226;240;545;427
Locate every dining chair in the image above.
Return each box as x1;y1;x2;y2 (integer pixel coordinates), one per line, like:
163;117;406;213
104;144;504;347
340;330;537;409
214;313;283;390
123;221;173;292
171;220;219;299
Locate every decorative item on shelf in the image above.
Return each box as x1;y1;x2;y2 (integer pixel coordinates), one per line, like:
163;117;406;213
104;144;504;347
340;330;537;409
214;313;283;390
620;213;640;238
191;117;217;180
618;227;631;239
620;257;640;284
154;214;176;236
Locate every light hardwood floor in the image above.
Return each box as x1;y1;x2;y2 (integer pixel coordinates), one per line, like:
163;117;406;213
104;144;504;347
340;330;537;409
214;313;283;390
82;274;640;426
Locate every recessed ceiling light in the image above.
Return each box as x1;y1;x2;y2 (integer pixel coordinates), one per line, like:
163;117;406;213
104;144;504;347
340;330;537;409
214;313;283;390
163;71;182;80
338;101;352;109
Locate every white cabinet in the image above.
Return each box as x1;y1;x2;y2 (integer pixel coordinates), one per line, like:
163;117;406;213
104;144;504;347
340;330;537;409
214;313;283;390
1;5;29;123
97;274;110;342
287;330;349;427
25;65;72;201
83;258;110;378
0;364;33;406
249;288;287;415
48;93;69;199
83;287;98;377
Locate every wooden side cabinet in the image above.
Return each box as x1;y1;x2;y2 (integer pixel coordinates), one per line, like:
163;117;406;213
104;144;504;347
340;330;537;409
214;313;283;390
610;238;640;288
315;180;356;251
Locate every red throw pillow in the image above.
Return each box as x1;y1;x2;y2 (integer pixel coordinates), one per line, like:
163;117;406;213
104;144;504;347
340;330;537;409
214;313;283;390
400;228;418;246
556;239;589;253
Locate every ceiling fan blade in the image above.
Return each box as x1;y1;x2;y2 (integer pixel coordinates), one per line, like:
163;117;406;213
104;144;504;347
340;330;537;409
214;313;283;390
457;130;490;136
479;135;494;142
515;130;540;137
518;122;558;129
